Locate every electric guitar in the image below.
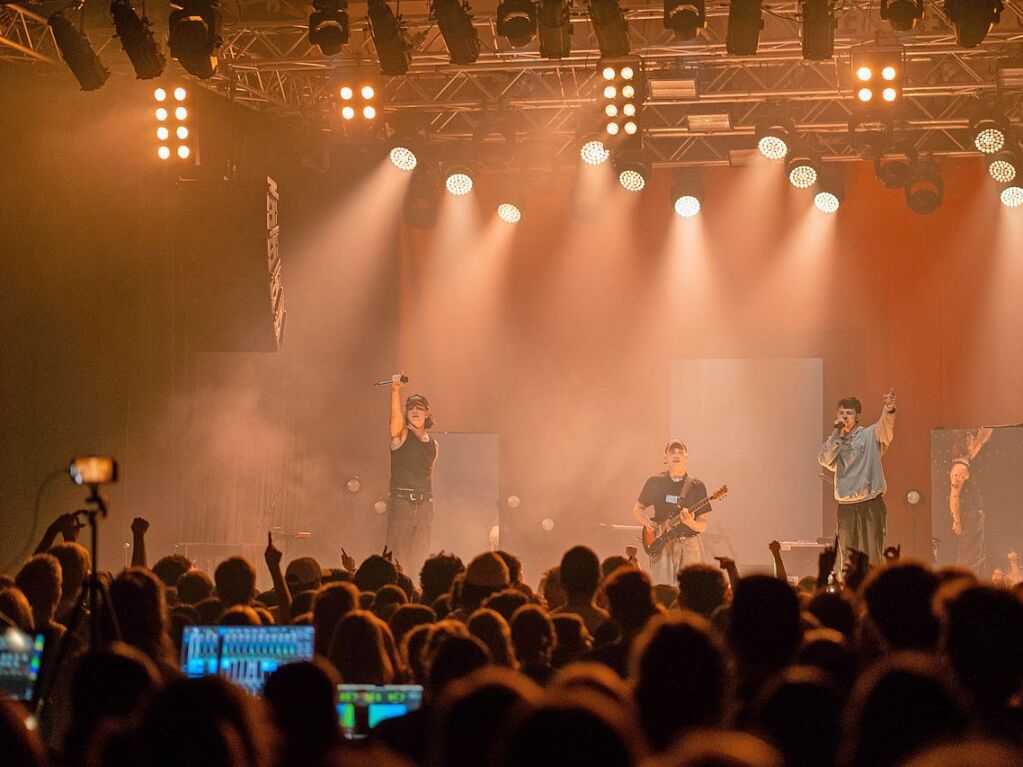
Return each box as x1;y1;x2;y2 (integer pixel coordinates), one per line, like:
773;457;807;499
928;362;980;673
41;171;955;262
641;484;729;557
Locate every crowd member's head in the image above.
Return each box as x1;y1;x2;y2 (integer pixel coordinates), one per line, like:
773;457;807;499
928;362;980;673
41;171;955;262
354;555;398;593
510;605;555;668
631;612;725;751
604;567;657;634
560;546;602;602
108;567;176;669
496;691;639;767
285;557;323;593
64;643;163;765
403;623;434;684
0;697;48;767
649;730;784;767
176;569;214;605
195;596;225;625
481;589;530;623
313;582;359;657
329;609;394;685
551;614;592;668
727;575;801;687
388;603;436;647
372;584;408;621
138;676;271;767
842;652;972;767
152;555;193;588
429;667;541;767
807;591;856;638
600;556;629;581
903;740;1023;767
15;554;62;629
862;562;940;651
539;566;566;610
468;608;517;668
676;564;728;618
752;666;842;767
795;629;859;700
496;551;524;586
549;663;628;705
0;587;34;632
427;634;492;698
458;553;510;614
263;659;340;767
420;553;465;606
942;584;1023;717
219;605;262;626
48;542;90;618
214;557;257;608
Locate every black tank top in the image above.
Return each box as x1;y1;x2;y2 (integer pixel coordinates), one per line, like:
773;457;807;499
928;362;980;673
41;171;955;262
389;433;437;493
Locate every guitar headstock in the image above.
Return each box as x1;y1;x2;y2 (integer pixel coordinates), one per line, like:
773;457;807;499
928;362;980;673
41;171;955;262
710;485;728;501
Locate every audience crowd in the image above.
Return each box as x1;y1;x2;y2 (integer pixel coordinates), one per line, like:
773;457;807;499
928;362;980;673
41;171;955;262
2;510;1022;767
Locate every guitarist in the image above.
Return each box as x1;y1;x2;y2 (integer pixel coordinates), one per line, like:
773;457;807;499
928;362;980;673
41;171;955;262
631;439;713;584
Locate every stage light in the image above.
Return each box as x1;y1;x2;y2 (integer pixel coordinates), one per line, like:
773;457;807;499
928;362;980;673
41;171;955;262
340;86;353;100
755;117;792;160
367;0;410;75
157;126;169;140
155;87;167;101
445;165;475;195
363;106;377;119
600;58;643;147
434;0;480;64
541;518;555;531
336;75;379;125
361;85;374;99
48;13;110;91
390;145;418;171
308;0;349;55
874;147;915;189
404;161;441;228
497;0;537;48
580;138;610;165
1000;183;1023;208
373;500;388;514
175;106;188;120
168;0;222;80
156;107;169;121
345;476;362;493
972;112;1007;154
905;489;922;505
726;0;763;55
904;157;943;215
588;0;631;57
177;145;191;159
154;84;193;162
177;126;189;139
987;150;1017;183
800;0;835;61
498;203;523;223
507;494;521;508
158;146;171;159
615;154;649;192
537;0;571;58
671;170;703;218
813;169;843;213
787;154;818;189
111;0;166;79
342;106;355;119
664;0;705;40
944;0;1003;48
851;47;903;109
880;0;922;31
174;86;187;100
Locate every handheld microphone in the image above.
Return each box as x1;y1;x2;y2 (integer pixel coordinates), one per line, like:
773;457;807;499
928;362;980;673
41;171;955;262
375;375;409;386
833;419;846;432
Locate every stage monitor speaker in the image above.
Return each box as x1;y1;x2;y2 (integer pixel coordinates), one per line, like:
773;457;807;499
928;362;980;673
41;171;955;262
175;177;285;352
777;540;828;580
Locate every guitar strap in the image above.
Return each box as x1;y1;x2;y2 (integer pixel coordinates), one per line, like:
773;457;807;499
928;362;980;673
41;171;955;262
678;474;695;512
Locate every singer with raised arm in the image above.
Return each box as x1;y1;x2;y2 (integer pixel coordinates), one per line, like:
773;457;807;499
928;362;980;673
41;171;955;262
631;439;712;585
818;389;896;570
387;373;439;576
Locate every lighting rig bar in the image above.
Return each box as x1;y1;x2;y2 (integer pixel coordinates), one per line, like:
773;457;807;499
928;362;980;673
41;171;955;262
0;3;60;64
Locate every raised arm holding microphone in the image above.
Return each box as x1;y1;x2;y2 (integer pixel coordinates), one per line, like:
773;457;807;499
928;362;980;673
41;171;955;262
818;388;897;570
386;373;439;576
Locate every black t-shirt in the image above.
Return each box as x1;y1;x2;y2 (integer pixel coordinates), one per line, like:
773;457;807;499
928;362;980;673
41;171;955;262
638;472;712;531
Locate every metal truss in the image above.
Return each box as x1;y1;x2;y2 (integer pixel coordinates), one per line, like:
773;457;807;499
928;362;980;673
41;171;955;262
0;3;58;64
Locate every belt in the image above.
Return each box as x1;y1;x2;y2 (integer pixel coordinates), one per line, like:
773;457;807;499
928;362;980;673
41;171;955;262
390;489;433;502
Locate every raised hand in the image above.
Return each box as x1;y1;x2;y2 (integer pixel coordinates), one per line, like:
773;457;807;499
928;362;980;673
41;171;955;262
382;545;393;563
819;535;839;576
768;540;782;557
883;387;897;413
843;548;870;590
131;517;150;536
341;547;357;572
265;531;283;571
882;544;901;562
713;555;736;571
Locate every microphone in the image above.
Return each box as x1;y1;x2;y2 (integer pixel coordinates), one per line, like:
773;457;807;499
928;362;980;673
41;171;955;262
833;419;846;432
375;374;409;386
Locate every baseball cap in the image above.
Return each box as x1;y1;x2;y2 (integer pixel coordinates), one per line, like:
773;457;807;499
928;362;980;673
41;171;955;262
406;394;430;410
665;438;687;452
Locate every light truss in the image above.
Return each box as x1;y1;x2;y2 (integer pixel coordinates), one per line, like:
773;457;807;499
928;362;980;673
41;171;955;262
0;3;59;64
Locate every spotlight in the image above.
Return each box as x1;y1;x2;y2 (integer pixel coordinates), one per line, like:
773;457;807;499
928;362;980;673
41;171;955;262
787;153;818;189
537;0;571;58
497;0;537;47
813;169;843;213
971;112;1008;154
755;117;793;160
345;476;362;493
434;0;480;65
309;0;349;55
880;0;922;31
850;47;904;108
905;489;923;506
600;59;643;147
154;84;193;162
1000;183;1023;208
498;203;523;223
580;138;610;165
874;147;915;189
944;0;1003;48
390;145;418;171
664;0;705;40
588;0;631;57
800;0;835;61
337;76;379;125
726;0;763;56
671;170;703;218
168;0;222;80
367;0;411;75
48;13;110;91
405;161;441;228
903;157;943;214
111;0;166;79
615;153;649;192
987;149;1018;183
445;164;475;195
